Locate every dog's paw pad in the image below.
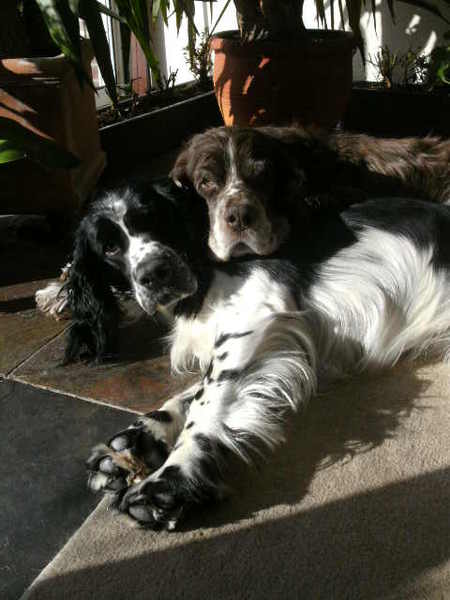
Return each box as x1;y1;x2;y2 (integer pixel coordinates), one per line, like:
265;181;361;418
86;445;129;493
109;425;169;472
108;427;140;451
119;474;186;531
86;424;171;497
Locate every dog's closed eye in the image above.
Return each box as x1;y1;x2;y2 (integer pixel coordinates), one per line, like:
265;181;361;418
103;243;121;257
198;175;218;195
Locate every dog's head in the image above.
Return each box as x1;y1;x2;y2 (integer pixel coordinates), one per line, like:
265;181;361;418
171;127;312;261
65;179;206;362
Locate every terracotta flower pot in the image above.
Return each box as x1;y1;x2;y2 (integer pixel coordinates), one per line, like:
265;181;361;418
0;40;105;215
210;30;356;129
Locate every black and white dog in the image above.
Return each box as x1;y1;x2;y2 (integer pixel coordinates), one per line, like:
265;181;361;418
61;179;207;362
61;179;450;530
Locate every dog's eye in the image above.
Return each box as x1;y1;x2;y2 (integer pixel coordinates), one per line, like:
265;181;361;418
104;243;121;257
199;176;216;191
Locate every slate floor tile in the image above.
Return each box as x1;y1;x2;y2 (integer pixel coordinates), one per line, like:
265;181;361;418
12;311;196;414
0;379;134;600
0;214;71;376
0;281;68;376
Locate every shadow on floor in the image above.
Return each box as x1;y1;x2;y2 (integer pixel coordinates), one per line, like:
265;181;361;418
185;362;434;530
24;466;450;600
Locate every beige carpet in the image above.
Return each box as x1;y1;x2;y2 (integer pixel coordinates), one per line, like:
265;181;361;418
22;360;450;600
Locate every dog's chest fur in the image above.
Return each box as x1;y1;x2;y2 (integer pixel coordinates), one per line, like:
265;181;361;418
169;267;296;373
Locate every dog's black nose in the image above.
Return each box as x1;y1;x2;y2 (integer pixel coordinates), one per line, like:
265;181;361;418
225;205;255;232
136;259;172;288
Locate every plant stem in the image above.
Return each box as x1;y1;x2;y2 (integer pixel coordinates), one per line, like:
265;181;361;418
234;0;305;42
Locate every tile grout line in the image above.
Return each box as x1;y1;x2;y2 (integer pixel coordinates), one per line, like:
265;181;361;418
5;322;143;415
5;325;70;378
9;375;141;415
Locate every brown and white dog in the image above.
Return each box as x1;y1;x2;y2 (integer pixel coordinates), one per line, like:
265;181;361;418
171;126;450;261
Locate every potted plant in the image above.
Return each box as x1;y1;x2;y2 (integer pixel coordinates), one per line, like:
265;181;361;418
96;23;223;169
344;39;450;137
0;0;105;216
0;1;223;171
207;0;449;128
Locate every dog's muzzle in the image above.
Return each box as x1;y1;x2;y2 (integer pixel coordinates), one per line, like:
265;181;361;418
133;252;197;314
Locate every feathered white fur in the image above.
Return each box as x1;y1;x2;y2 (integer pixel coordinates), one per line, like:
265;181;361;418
162;223;450;479
35;263;71;320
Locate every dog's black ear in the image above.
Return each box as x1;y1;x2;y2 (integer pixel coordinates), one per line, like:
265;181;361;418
64;221;120;364
264;128;343;220
154;178;209;258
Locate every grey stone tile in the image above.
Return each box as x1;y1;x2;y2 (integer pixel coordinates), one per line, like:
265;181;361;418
0;379;134;600
0;281;68;376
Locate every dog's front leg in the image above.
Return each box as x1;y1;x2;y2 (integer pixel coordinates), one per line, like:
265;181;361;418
86;384;200;495
120;312;318;529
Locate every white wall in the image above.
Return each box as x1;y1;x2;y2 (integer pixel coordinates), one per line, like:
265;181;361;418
160;0;238;85
160;0;448;85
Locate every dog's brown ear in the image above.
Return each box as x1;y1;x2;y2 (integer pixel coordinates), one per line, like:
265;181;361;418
170;145;192;189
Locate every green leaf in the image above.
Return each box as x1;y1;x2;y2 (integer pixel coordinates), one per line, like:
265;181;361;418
0;141;25;164
187;16;196;65
68;0;82;15
115;0;162;86
370;0;378;32
159;0;169;26
0;118;80;169
437;62;450;84
171;0;198;36
346;0;364;61
152;0;162;20
329;0;335;29
337;0;345;27
210;0;232;35
386;0;396;22
314;0;327;26
174;2;184;33
79;0;118;107
35;0;88;86
94;1;125;22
